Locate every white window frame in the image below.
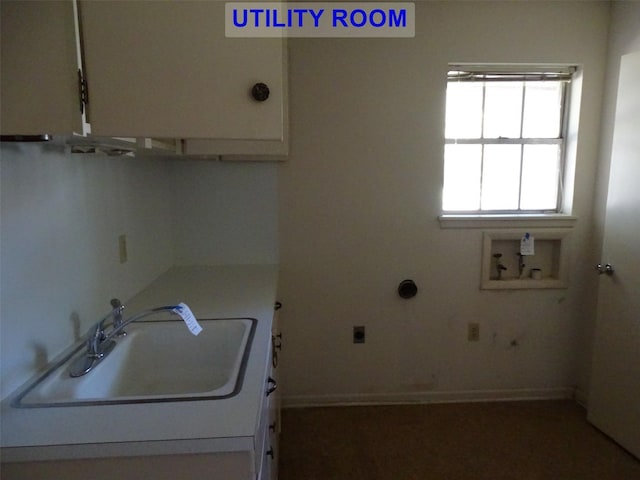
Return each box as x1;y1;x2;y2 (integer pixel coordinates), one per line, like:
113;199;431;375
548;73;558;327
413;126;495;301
442;65;576;216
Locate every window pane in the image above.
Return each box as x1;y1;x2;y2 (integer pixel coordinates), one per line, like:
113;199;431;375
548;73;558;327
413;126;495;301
483;82;523;138
445;82;483;139
481;145;521;210
522;81;563;138
443;144;481;210
520;145;560;210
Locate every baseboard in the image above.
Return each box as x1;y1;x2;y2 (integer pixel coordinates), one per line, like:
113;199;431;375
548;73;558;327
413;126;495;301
282;387;576;408
574;387;589;408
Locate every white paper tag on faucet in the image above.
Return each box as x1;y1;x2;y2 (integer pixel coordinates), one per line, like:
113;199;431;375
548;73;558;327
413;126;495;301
172;303;202;336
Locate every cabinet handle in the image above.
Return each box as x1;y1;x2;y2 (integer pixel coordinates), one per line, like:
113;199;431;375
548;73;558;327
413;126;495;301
271;340;279;369
251;82;270;102
271;334;282;368
272;334;282;352
266;447;275;459
274;301;282;311
269;422;276;432
266;376;277;397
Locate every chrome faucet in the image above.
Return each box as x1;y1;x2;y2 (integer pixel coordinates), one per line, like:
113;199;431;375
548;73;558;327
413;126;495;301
69;300;180;377
110;298;125;335
87;316;112;358
493;253;508;280
82;299;125;359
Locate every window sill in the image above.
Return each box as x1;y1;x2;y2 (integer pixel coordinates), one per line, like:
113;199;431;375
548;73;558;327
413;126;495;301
438;214;578;229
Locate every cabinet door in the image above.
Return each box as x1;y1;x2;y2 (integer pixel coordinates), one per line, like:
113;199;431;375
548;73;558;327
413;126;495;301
271;304;282;435
79;1;285;140
260;368;279;480
268;304;282;480
0;0;86;135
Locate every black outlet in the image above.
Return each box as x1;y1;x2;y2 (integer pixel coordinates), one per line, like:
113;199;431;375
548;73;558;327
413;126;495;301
353;326;365;344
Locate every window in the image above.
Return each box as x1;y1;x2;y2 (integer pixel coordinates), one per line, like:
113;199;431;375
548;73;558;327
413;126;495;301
442;66;575;213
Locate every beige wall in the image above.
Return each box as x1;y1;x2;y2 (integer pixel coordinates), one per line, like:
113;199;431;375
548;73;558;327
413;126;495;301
277;1;611;405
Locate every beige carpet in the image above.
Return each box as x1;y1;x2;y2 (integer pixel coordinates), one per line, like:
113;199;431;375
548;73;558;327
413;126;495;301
279;400;640;480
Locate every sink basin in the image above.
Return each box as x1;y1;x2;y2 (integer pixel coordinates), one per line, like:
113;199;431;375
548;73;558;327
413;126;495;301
13;318;256;407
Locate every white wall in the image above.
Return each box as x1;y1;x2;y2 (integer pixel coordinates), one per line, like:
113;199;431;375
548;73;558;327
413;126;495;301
277;1;610;405
0;143;173;398
171;160;279;266
0;146;278;400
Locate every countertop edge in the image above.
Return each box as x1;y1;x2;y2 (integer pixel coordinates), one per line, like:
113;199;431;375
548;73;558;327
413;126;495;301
1;436;256;463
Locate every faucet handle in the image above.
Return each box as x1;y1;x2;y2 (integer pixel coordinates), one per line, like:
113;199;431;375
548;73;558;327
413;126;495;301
109;298;126;336
110;298;124;311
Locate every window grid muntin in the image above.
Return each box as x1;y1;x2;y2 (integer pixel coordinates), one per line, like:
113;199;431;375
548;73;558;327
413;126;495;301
516;85;526;210
444;76;568;214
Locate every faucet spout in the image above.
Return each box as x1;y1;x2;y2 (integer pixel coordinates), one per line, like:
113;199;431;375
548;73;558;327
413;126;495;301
102;305;177;344
69;302;180;377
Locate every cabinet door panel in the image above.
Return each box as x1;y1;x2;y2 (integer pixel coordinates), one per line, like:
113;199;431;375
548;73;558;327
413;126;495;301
1;0;83;135
79;1;284;139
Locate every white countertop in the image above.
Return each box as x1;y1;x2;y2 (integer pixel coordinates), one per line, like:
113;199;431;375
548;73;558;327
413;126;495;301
0;265;278;462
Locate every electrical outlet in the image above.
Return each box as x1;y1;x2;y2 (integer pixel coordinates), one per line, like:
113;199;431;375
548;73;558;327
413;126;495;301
468;322;480;342
353;326;365;344
118;234;128;264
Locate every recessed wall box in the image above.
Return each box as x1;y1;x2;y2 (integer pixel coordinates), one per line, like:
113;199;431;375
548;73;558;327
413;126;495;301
481;229;571;289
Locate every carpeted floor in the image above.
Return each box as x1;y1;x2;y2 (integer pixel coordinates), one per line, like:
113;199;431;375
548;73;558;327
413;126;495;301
278;400;640;480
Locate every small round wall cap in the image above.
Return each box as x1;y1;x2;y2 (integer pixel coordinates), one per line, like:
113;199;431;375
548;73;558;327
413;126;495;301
398;279;418;299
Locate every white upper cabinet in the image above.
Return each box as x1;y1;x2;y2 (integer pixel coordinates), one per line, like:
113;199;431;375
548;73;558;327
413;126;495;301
0;1;89;136
1;1;287;156
78;1;286;142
